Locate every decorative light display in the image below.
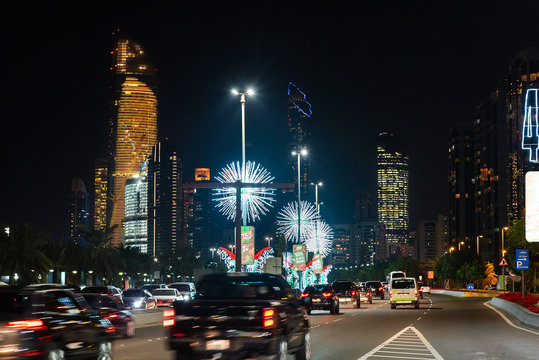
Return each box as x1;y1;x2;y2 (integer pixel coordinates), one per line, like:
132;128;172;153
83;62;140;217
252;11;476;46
213;161;276;223
216;247;236;272
304;220;334;257
276;201;319;243
522;88;539;163
283;251;333;290
216;246;275;273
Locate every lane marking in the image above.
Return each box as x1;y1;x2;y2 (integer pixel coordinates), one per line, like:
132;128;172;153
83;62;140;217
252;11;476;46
368;355;435;359
376;350;434;356
483;302;539;336
417;317;422;320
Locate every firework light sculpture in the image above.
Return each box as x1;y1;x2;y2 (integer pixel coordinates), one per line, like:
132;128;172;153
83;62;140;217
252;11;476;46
304;220;334;257
276;201;319;243
213;161;276;223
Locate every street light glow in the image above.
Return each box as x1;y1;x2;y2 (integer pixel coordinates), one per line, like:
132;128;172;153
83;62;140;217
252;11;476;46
300;148;308;156
231;89;239;95
247;88;255;95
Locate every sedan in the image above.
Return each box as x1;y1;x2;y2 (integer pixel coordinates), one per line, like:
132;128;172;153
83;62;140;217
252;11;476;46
81;293;136;338
153;288;182;307
302;284;340;314
122;289;157;309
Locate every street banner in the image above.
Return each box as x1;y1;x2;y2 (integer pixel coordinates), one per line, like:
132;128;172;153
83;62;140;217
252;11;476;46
293;244;307;271
311;254;324;274
428;271;434;279
525;171;539;242
241;226;255;265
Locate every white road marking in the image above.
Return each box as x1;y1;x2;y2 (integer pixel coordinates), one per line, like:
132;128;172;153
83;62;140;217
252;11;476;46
417;317;422;320
357;326;444;360
483;302;539;336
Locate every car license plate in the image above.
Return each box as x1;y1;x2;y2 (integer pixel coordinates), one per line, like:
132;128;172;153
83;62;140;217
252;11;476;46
312;298;321;303
340;298;351;302
206;340;230;350
397;300;411;303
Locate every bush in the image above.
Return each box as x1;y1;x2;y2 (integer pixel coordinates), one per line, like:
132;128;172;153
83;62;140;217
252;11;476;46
499;292;539;312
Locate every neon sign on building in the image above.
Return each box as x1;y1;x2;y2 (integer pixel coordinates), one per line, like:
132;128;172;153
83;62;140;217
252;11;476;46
522;88;539;163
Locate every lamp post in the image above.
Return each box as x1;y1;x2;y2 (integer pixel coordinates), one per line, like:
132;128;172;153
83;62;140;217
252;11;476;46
501;226;509;291
210;248;216;259
231;89;255;183
265;236;272;248
310;182;323;216
476;235;483;256
292;148;307;289
458;241;465;251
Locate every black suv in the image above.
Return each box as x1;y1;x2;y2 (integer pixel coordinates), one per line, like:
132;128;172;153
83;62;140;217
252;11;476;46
302;284;340;314
365;281;385;300
331;280;360;308
0;287;113;359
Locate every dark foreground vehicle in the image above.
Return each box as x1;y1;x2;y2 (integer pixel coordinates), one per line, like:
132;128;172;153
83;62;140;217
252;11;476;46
0;287;113;359
301;284;340;314
365;281;384;300
166;273;310;360
331;280;360;308
82;293;136;338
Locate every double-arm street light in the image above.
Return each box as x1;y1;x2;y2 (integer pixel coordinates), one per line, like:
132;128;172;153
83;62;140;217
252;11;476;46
310;182;323;216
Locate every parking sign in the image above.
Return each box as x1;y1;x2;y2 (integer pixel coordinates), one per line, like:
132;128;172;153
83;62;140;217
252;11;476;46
516;249;529;270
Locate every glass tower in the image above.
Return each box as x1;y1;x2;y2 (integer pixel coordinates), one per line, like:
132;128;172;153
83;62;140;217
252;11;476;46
107;37;158;246
69;178;89;243
377;133;409;252
124;170;148;253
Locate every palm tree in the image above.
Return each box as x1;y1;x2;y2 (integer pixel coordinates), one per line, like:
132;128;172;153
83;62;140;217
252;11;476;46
78;225;121;285
0;223;51;285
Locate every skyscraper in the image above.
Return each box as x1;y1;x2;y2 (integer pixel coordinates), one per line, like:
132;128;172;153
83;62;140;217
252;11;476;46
107;36;158;246
331;224;352;267
147;140;182;257
124;171;148;253
377;133;409;254
69;178;89;243
94;158;108;230
288;82;312;197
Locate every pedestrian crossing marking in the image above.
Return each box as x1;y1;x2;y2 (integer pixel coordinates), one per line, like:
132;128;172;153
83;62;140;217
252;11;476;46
357;326;444;360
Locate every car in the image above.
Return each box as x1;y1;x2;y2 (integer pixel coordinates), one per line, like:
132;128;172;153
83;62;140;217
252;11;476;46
122;288;157;309
302;284;340;314
331;280;360;308
358;284;373;304
153;288;182;307
365;281;385;299
386;271;406;290
421;284;431;294
167;282;196;301
81;293;136;338
0;286;113;359
141;283;168;294
166;272;310;360
390;277;420;309
81;285;124;306
382;281;389;291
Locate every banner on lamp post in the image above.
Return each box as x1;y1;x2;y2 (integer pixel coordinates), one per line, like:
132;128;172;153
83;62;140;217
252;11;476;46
241;226;255;265
293;244;307;271
311;254;324;274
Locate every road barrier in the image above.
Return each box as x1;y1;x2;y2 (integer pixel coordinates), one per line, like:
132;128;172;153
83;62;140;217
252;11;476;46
489;297;539;330
431;289;500;298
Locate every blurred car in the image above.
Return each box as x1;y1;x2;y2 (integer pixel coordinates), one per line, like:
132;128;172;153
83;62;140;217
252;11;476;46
82;293;136;338
166;272;310;360
24;283;81;292
382;281;389;291
153;288;182;307
390;277;420;309
358;284;373;304
81;285;124;306
141;283;168;294
420;283;431;294
365;281;385;300
302;284;340;314
167;282;196;301
122;288;157;309
0;287;113;359
331;280;360;308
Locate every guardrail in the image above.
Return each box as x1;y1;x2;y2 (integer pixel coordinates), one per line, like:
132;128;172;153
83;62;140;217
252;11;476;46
431;289;500;298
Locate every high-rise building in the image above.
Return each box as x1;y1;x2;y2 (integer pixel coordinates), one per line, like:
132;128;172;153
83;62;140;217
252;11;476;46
331;224;351;267
417;220;436;263
353;191;376;223
107;36;158;246
69;178;89;243
124;171;148;253
435;214;449;258
148;140;182;257
94;158;108;230
288;82;312;198
377;133;410;254
351;221;385;265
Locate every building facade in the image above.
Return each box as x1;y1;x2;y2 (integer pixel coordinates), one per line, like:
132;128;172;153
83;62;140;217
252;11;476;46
331;224;351;267
124;172;148;253
107;36;158;246
377;133;410;254
69;178;89;243
94;158;108;230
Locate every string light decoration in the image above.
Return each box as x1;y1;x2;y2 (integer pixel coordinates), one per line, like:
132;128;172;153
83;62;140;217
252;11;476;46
304;220;334;257
276;201;319;243
213;161;276;223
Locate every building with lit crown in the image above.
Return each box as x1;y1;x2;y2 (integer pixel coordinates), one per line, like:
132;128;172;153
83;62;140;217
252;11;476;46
377;133;409;254
107;36;158;246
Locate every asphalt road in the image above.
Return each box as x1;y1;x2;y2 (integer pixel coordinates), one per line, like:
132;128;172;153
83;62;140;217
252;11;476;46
113;294;539;360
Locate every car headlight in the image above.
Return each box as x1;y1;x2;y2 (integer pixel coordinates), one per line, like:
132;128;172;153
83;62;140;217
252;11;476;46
133;300;142;308
183;294;191;301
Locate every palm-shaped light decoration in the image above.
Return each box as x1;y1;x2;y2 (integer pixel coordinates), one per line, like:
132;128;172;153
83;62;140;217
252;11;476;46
276;201;319;243
213;161;276;223
304;220;334;257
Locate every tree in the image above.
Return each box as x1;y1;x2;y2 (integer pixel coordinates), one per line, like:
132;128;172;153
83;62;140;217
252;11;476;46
505;218;539;293
78;225;121;285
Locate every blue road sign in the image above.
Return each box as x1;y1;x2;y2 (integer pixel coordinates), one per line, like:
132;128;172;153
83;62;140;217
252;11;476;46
516;249;529;270
467;283;474;291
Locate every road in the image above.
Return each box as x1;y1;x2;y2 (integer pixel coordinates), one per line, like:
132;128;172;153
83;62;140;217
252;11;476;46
113;294;539;360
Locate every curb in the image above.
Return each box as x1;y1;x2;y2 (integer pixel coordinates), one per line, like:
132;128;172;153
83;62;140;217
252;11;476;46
431;289;498;298
489;297;539;330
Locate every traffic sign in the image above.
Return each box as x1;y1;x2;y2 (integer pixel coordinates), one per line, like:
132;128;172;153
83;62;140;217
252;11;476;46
499;257;509;266
467;283;474;291
516;249;529;270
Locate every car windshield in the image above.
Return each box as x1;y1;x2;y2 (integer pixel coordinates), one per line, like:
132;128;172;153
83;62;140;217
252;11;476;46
391;273;406;279
332;282;353;291
366;282;381;287
196;274;292;300
82;294;117;308
169;284;190;292
153;289;176;296
123;289;145;297
392;280;415;289
304;285;331;293
81;287;107;294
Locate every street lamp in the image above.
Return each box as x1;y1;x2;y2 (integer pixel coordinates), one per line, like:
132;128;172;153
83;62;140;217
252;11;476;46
292;148;307;288
501;226;509;290
449;246;455;253
265;236;272;248
458;241;465;251
231;88;255;176
310;181;323;216
210;248;216;259
228;244;236;254
476;235;483;256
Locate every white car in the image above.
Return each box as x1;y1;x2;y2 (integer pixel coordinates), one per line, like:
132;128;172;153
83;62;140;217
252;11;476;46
153;288;182;307
390;277;420;309
167;282;196;301
421;285;431;294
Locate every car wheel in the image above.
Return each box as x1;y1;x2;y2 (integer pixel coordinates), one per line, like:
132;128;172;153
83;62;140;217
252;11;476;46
414;301;419;309
125;319;135;338
48;345;65;360
335;305;340;314
175;350;193;360
96;341;112;360
306;308;311;315
356;299;360;309
369;298;372;304
329;304;335;315
294;330;311;360
391;303;396;309
272;336;288;360
381;295;384;300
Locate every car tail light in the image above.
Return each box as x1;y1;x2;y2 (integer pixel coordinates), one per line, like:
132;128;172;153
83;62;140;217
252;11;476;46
263;308;276;328
351;291;356;296
172;331;186;337
106;314;119;319
379;287;383;291
301;293;309;298
322;292;332;297
163;319;175;327
6;319;45;331
414;289;418;294
367;292;371;296
163;309;175;317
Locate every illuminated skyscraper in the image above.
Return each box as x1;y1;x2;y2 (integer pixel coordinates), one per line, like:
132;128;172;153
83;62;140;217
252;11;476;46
94;158;108;230
107;36;158;246
377;133;409;253
288;82;312;197
124;171;148;253
69;178;89;243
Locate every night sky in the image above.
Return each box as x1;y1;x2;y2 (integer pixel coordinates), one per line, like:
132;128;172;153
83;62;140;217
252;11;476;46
3;1;539;240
